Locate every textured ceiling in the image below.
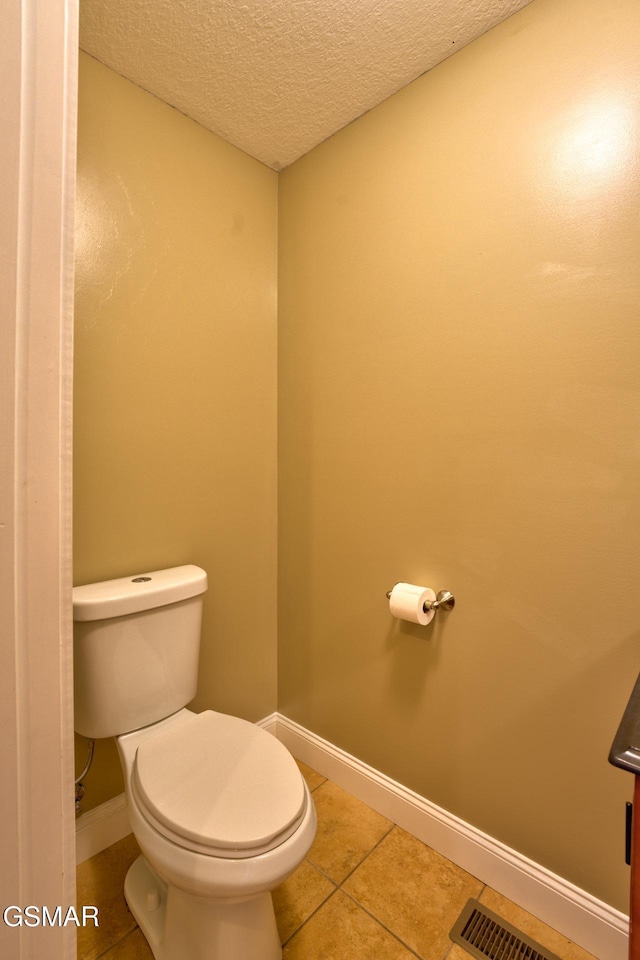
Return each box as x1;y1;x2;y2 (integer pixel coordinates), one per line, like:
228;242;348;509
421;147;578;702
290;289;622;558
80;0;534;170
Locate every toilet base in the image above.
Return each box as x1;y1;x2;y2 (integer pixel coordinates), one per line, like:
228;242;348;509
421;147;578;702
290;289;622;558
124;855;282;960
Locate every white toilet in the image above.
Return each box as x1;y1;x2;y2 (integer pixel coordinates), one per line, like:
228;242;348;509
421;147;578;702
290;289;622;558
73;565;316;960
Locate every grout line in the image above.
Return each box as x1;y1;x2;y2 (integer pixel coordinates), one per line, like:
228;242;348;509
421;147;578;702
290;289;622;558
338;887;425;960
305;858;340;885
304;819;396;888
90;923;140;960
439;943;458;960
281;887;340;947
440;886;487;960
283;813;397;948
336;821;396;886
439;933;456;960
309;778;328;792
299;794;484;960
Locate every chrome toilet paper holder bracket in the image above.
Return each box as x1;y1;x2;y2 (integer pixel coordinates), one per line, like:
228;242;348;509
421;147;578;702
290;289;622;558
385;585;456;613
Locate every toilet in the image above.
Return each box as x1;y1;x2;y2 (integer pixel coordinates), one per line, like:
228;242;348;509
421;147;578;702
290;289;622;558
73;565;316;960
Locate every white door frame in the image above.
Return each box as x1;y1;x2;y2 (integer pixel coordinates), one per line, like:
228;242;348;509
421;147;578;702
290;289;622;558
0;2;77;958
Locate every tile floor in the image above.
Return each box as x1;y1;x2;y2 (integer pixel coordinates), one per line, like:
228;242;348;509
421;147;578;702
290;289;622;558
77;760;598;960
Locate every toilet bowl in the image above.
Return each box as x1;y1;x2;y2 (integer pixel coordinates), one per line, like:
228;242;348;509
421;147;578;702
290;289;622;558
73;566;316;960
118;709;316;960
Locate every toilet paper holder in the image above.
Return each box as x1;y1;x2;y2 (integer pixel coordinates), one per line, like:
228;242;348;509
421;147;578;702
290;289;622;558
385;585;455;613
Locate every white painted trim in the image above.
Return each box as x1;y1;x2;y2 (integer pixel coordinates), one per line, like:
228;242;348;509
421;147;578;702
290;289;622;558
76;795;132;865
1;2;77;958
275;714;629;960
256;711;279;736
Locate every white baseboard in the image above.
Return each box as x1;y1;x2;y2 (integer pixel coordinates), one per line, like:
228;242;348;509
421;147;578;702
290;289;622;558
275;714;629;960
74;712;628;960
256;711;279;736
76;792;131;864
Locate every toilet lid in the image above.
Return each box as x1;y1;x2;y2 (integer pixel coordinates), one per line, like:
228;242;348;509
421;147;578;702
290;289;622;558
132;711;306;853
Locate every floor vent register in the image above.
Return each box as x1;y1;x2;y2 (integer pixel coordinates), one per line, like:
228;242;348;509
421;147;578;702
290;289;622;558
449;900;562;960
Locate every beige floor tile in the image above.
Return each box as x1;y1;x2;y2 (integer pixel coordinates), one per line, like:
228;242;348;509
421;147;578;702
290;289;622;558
76;833;140;960
307;781;393;883
448;946;479;960
284;890;417;960
343;825;483;959
478;889;599;960
75;791;599;960
273;859;336;942
295;758;327;792
101;928;154;960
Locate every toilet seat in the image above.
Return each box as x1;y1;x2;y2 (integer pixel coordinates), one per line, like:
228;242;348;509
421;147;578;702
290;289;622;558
132;711;307;859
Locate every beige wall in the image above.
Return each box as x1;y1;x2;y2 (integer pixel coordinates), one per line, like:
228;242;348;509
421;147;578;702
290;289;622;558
278;0;640;911
75;0;640;912
74;53;278;809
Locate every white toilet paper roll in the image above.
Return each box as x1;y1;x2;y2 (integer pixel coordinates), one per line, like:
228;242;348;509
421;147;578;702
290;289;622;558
388;582;436;625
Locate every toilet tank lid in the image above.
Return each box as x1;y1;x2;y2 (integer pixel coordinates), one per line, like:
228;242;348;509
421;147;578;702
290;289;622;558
73;565;208;621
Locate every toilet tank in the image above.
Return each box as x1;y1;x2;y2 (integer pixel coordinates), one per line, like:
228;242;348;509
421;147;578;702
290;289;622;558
73;565;208;739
